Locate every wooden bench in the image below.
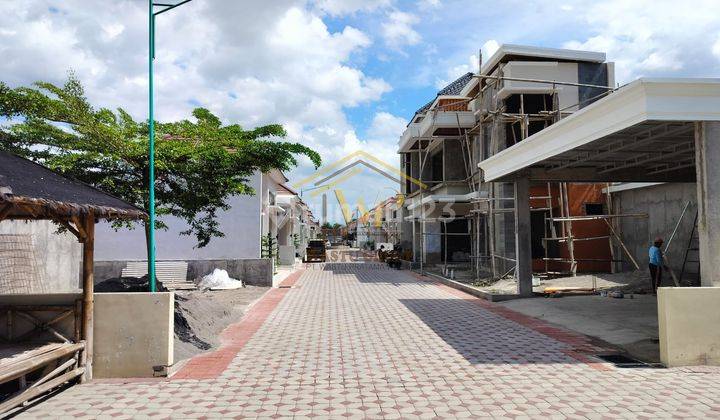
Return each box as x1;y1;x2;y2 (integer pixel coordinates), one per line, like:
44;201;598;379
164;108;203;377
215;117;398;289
0;304;85;415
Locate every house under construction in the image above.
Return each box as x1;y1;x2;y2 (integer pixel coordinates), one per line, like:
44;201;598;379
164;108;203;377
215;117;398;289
397;44;704;290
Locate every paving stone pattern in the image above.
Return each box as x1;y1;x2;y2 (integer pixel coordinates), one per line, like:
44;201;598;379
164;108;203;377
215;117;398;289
18;263;720;419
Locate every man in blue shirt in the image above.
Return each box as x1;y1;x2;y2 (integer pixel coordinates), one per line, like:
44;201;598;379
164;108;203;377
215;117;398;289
649;237;664;294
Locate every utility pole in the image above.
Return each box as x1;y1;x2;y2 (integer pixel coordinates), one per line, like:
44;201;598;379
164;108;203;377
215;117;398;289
148;0;193;292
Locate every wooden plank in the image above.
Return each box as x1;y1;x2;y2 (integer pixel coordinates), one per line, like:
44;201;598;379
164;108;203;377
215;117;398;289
0;343;63;368
0;367;84;416
0;306;74;312
28;357;77;390
0;342;84;383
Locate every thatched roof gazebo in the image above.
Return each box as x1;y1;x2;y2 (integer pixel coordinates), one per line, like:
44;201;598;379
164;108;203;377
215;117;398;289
0;150;146;413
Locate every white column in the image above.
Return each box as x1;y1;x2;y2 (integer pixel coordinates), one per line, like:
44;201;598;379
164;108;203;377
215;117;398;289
514;178;533;296
695;122;720;287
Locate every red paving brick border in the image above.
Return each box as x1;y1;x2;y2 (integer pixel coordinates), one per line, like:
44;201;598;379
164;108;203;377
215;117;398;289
173;269;305;379
411;272;613;371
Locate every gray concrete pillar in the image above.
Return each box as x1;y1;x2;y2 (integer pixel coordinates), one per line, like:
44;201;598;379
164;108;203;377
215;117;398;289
514;177;533;296
695;122;720;287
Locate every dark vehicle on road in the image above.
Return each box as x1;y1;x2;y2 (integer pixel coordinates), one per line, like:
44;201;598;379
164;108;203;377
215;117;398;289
305;239;327;262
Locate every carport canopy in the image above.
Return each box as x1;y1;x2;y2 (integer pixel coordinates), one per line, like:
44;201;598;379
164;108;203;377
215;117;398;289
479;78;720;183
478;78;720;289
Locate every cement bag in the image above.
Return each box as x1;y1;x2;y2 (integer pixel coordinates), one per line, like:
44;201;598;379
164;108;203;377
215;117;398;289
198;268;244;290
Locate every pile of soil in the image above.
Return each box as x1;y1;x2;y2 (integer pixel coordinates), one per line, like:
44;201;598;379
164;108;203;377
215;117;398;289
95;275;168;293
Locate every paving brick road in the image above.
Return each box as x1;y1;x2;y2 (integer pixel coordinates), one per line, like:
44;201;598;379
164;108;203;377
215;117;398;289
18;263;720;419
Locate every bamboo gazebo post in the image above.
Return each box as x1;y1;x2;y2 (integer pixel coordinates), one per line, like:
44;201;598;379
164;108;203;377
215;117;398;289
80;212;95;382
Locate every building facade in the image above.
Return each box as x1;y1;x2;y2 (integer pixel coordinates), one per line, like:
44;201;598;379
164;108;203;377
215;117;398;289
398;44;617;282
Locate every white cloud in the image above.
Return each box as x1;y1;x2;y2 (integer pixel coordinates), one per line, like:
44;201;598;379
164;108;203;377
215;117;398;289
562;0;720;82
101;23;125;41
481;39;500;61
314;0;392;16
435;54;477;89
368;112;407;139
427;40;496;90
381;11;422;49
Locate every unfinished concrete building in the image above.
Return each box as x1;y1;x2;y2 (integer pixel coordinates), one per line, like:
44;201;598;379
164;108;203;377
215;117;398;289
398;43;720;367
398;45;618;283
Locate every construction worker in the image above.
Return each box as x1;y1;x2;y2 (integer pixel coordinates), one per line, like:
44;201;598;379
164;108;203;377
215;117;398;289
649;237;664;294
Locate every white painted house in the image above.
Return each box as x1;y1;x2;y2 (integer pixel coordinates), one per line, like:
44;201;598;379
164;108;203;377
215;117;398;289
275;184;318;264
93;169;294;285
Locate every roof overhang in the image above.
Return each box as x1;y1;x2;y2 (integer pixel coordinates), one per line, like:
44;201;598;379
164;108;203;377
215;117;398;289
481;44;606;75
399;111;475;152
478;78;720;183
268;169;289;185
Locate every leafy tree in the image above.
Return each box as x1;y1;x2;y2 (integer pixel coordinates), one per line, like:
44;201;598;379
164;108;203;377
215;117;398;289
321;222;342;230
0;75;321;249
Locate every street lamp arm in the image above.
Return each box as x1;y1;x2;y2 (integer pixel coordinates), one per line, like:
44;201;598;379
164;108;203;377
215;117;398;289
153;0;193;16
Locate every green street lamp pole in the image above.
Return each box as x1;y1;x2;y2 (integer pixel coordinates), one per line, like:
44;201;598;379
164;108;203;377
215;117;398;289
148;0;193;292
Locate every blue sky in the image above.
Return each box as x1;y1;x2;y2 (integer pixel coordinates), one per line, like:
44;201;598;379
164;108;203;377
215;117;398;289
2;0;720;223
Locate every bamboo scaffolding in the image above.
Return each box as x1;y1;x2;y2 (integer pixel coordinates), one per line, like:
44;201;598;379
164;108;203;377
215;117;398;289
407;56;631;284
549;213;648;221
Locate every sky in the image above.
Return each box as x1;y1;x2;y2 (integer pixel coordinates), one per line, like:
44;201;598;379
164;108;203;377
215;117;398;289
2;0;720;223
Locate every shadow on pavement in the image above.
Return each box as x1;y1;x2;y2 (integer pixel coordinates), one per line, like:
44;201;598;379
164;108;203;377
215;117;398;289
400;298;588;365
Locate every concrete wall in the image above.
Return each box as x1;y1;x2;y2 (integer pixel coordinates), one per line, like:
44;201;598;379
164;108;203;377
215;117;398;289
278;245;295;266
0;220;81;293
95;258;273;287
443;139;467;181
613;183;698;276
94;292;174;378
500;61;579;111
95;173;262;261
658;287;720;367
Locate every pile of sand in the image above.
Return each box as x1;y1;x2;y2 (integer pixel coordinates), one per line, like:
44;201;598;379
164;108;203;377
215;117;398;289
173;287;269;361
95;277;269;363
